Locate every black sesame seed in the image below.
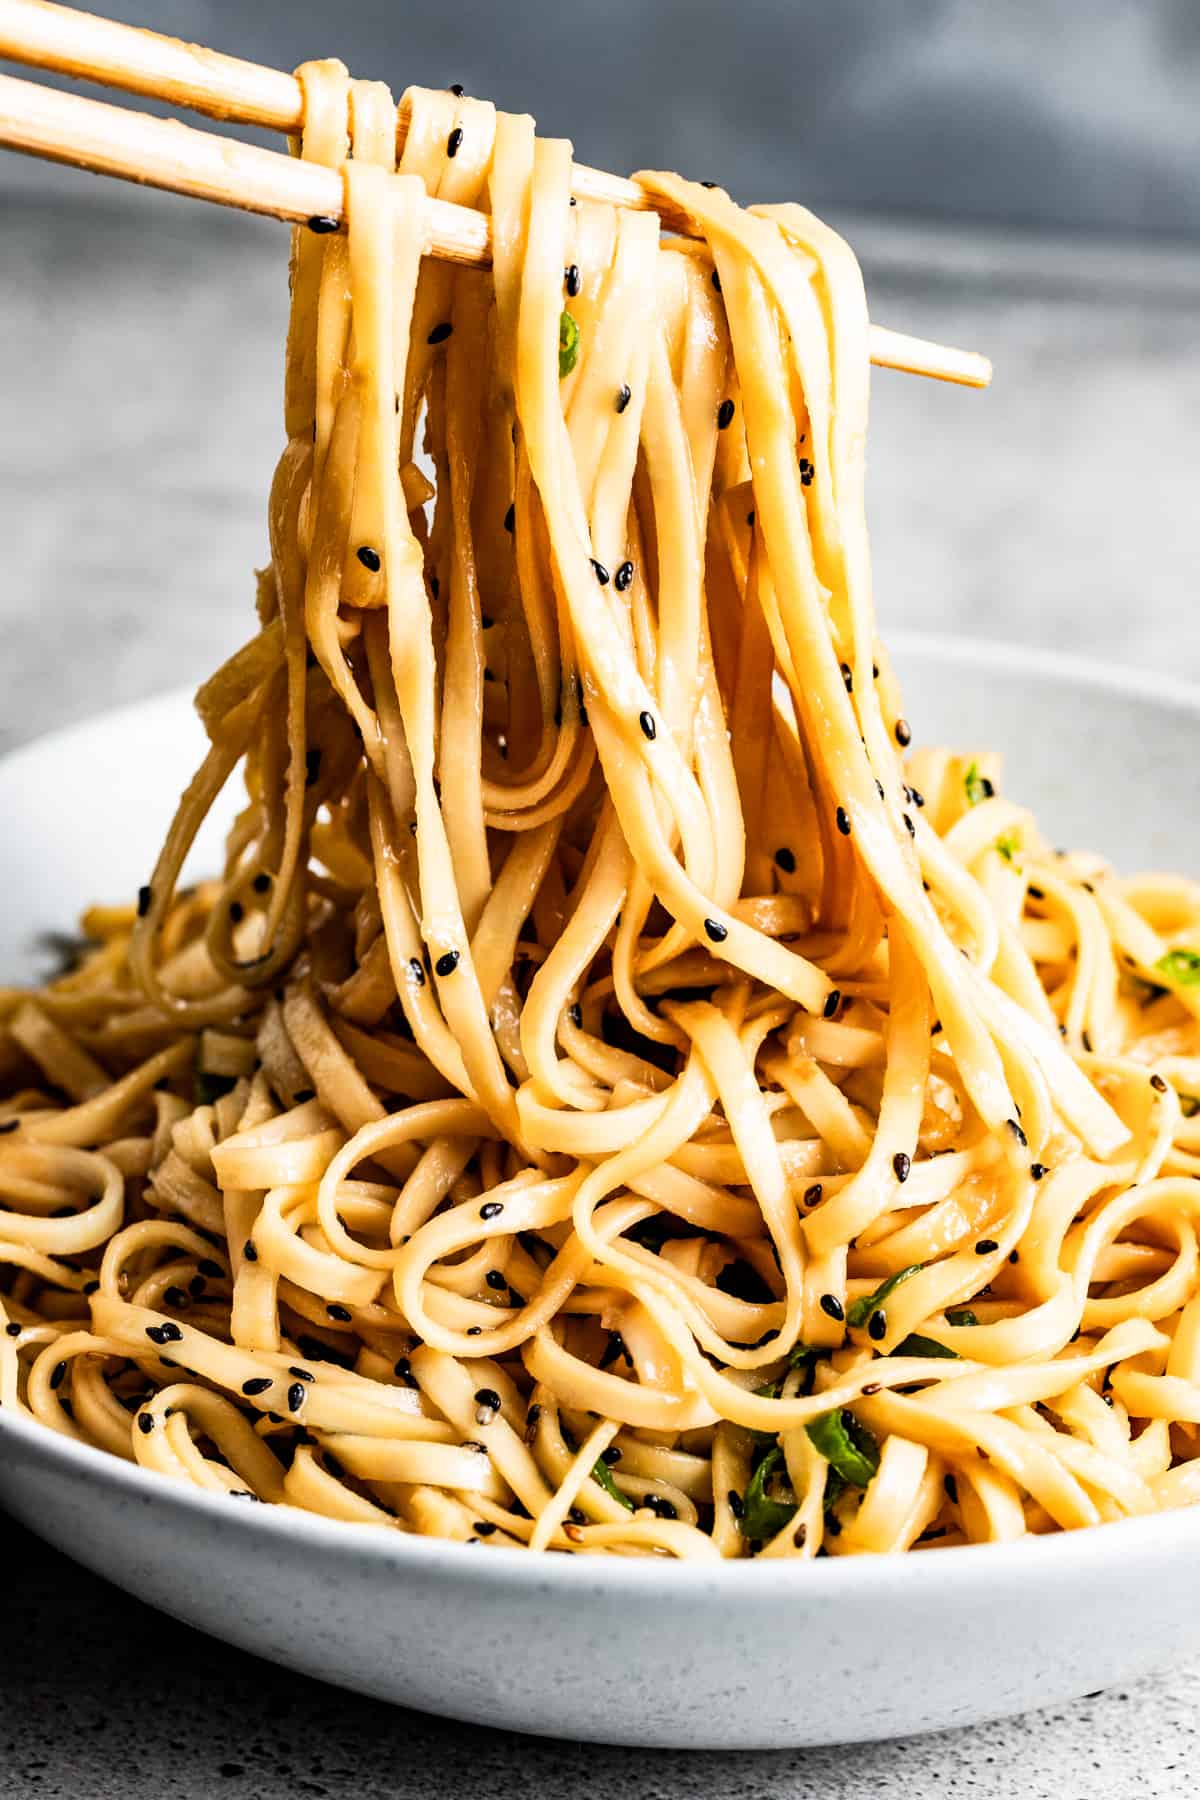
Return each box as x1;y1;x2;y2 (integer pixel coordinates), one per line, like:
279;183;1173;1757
242;1377;272;1397
326;1304;352;1323
242;1240;258;1262
638;710;657;741
288;1366;314;1383
895;718;912;748
893;1151;911;1183
198;1259;224;1280
774;847;796;873
704;918;728;944
461;1438;486;1451
820;1293;845;1322
568;1003;582;1028
875;779;885;799
228;901;244;924
823;989;841;1020
903;813;915;838
835;806;851;836
601;1445;622;1465
449;83;464;96
50;1360;67;1390
841;662;853;693
975;1238;999;1255
356;545;381;572
867;1310;887;1341
590;558;610;586
480;1201;504;1221
5;1321;21;1336
1150;1073;1168;1093
435;950;461;977
909;787;926;809
137;884;152;917
527;1403;543;1432
252;872;272;893
804;1183;823;1207
287;1382;305;1414
409;956;426;988
717;398;735;430
307;214;339;234
614;560;634;592
473;1520;497;1536
427;322;453;346
565;263;581;297
728;1488;745;1520
393;1356;414;1384
137;1411;155;1434
1031;1162;1048;1181
474;1386;501;1413
616;384;632;413
1007;1117;1028;1148
798;458;814;487
1081;1030;1094;1053
164;1285;189;1310
446;127;464;157
747;509;756;525
643;1495;677;1520
486;1269;507;1290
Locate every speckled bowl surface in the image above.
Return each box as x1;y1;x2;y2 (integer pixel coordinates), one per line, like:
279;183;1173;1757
2;634;1199;1748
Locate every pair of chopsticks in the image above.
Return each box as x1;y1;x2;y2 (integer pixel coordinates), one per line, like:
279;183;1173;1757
0;0;993;390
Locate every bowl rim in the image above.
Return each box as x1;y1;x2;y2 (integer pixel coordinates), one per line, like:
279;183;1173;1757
3;629;1199;1596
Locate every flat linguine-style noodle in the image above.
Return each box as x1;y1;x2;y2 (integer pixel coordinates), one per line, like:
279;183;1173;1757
6;64;1200;1559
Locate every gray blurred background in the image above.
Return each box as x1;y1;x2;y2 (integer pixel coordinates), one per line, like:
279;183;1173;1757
2;0;1199;755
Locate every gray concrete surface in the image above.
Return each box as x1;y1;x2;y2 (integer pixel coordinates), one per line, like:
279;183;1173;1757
4;188;1200;1793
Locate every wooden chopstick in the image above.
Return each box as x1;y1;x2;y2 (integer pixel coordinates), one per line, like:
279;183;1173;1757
0;0;994;389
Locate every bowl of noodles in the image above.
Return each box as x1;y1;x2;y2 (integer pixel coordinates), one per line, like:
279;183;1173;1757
5;67;1200;1749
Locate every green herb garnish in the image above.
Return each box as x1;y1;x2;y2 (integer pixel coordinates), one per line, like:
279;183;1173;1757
1155;948;1200;987
964;762;993;808
590;1455;634;1512
945;1307;978;1328
995;831;1021;865
805;1409;879;1488
893;1332;960;1359
559;310;580;378
738;1444;797;1540
846;1264;921;1330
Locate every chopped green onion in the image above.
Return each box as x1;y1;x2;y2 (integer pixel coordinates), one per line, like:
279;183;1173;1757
893;1332;960;1359
995;831;1021;864
1155;948;1200;987
945;1306;979;1328
738;1444;797;1540
559;311;580;378
846;1264;921;1329
964;762;992;808
590;1454;634;1512
805;1408;879;1488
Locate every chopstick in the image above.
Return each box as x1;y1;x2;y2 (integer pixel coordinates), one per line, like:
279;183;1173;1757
0;0;993;389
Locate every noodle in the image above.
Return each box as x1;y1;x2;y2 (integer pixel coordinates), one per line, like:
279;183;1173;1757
5;64;1200;1559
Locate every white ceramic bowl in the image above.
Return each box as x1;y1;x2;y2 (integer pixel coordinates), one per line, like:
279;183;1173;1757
2;633;1199;1749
